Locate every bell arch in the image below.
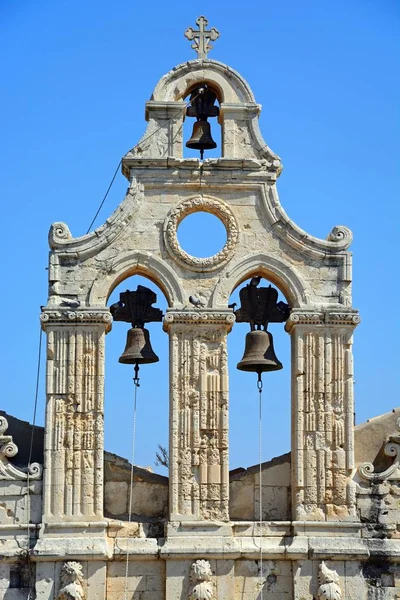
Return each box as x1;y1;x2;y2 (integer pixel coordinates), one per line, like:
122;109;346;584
211;252;309;309
123;59;281;164
88;251;186;308
104;273;169;484
151;59;256;104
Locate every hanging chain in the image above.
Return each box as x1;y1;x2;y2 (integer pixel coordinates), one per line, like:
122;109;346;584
123;364;139;600
258;373;264;600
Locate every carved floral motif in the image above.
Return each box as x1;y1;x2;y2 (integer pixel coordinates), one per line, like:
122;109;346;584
58;562;85;600
163;196;238;272
188;560;215;600
317;562;342;600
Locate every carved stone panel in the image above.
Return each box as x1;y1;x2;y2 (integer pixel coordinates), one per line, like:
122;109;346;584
287;312;359;521
41;314;107;521
164;311;233;521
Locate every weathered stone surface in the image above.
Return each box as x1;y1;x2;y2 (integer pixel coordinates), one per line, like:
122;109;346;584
1;27;397;600
355;408;400;466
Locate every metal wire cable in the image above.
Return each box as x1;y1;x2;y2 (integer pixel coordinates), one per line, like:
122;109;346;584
258;376;264;600
86;92;201;234
123;374;139;600
86;160;122;234
25;326;43;597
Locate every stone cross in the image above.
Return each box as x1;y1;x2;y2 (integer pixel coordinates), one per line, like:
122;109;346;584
184;16;220;59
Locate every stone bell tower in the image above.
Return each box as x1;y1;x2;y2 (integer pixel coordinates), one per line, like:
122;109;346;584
37;15;361;600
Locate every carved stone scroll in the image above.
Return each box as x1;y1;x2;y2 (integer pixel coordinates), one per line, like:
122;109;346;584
358;417;400;482
41;312;107;521
164;310;233;521
287;310;359;520
0;416;42;481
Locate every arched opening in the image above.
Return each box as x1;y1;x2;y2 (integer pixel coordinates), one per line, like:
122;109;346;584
105;274;169;477
228;275;291;470
183;82;222;160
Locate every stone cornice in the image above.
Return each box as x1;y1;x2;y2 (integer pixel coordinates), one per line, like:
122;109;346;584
163;309;235;331
40;308;112;331
48;180;142;257
260;183;353;258
285;310;361;332
121;157;280;180
48;175;351;275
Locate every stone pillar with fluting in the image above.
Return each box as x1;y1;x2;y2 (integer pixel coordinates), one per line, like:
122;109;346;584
40;309;111;524
286;310;360;521
163;310;234;521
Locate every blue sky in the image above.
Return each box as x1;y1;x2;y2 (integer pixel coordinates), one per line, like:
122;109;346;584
1;1;399;474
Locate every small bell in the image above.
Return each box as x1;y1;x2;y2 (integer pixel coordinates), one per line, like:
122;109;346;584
119;327;159;365
186;120;217;157
237;330;282;374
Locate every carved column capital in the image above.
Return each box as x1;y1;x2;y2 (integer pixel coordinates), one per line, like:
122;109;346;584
285;309;361;332
40;308;112;332
163;309;235;331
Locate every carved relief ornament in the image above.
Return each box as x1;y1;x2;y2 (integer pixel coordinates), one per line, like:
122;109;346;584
0;416;42;481
317;562;342;600
285;311;361;331
188;560;215;600
163;310;235;329
358;417;400;482
163;196;238;272
40;309;112;330
58;562;85;600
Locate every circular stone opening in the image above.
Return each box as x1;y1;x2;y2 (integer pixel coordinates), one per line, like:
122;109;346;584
177;211;227;258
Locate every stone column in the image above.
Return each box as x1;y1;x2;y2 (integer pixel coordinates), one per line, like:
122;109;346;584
220;103;261;158
286;310;360;521
163;310;234;522
40;309;111;523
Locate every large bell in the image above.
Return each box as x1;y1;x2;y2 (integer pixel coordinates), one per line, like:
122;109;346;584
186;120;217;152
119;327;159;365
237;330;283;374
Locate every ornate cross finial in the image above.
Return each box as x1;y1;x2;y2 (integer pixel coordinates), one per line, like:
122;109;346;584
184;16;220;59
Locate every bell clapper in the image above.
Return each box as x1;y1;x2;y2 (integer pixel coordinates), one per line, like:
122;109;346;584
257;371;263;392
133;362;140;387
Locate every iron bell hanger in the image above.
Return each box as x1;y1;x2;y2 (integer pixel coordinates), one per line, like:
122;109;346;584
110;285;163;384
185;84;219;159
234;278;290;384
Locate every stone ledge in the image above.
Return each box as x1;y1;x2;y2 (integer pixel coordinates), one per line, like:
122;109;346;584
293;521;362;537
167;521;233;537
32;534;112;560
